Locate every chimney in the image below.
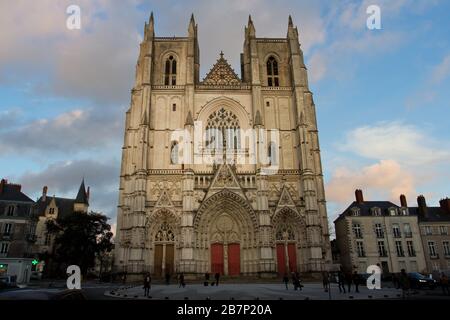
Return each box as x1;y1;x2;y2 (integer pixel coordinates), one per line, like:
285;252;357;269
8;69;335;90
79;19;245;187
0;179;6;194
440;198;450;213
87;187;90;200
355;189;364;204
417;195;428;217
42;186;48;202
400;194;407;207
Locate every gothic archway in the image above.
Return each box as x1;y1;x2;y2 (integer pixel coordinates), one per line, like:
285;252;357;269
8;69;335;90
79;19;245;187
145;209;180;276
272;207;306;275
194;189;258;275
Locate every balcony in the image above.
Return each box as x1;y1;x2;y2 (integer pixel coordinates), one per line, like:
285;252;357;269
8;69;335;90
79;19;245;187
393;232;402;238
430;254;440;259
379;252;388;257
404;232;413;238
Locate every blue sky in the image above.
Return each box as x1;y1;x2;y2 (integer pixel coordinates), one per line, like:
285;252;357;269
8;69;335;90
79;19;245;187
1;0;449;233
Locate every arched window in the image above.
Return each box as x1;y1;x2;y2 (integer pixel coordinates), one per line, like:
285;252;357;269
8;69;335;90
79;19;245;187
205;108;240;152
164;56;177;85
266;56;279;87
268;142;278;165
170;141;179;164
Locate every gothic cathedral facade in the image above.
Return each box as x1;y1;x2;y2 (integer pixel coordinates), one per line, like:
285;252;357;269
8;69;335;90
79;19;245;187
114;14;332;279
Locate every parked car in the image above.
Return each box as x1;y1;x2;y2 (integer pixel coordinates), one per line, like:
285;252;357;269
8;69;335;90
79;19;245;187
0;289;87;300
408;272;437;289
0;276;17;289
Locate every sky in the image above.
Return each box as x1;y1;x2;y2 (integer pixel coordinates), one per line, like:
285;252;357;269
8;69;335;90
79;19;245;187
1;0;449;236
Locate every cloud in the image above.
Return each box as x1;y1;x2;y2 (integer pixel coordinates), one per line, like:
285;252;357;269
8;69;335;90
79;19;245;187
16;158;120;219
0;106;124;155
0;109;22;129
326;159;416;206
431;54;450;84
339;121;450;166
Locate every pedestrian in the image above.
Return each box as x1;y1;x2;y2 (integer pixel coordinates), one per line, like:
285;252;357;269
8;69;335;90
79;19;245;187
143;273;151;297
440;273;450;296
398;269;410;299
204;272;210;286
214;272;220;286
291;272;298;290
352;271;360;293
165;272;171;285
338;270;346;293
179;273;185;288
282;273;289;290
345;271;352;293
295;272;303;291
322;271;329;292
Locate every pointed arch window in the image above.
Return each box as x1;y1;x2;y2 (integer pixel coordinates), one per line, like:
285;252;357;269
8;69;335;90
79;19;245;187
170;141;179;164
268;142;278;165
164;56;177;85
267;56;279;87
205;108;241;152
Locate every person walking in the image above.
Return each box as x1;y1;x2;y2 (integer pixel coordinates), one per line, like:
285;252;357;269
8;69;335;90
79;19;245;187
352;271;360;293
143;274;151;297
214;272;220;286
440;273;450;296
282;273;289;290
295;272;303;291
204;272;210;286
322;271;330;292
338;271;346;293
399;269;410;299
179;273;185;288
345;271;353;293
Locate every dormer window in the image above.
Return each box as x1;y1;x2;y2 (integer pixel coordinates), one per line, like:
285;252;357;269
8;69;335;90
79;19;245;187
389;208;397;216
372;207;381;216
351;207;360;216
164;56;177;85
266;56;279;87
49;208;55;215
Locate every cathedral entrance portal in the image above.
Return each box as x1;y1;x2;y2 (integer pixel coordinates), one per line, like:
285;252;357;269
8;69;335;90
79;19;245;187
195;189;258;276
153;221;175;277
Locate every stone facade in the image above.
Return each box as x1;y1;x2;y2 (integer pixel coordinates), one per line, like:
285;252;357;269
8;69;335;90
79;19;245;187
415;197;450;276
114;14;331;278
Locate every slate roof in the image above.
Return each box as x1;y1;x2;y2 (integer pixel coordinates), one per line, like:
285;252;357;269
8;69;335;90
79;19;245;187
75;179;89;205
335;200;450;223
409;207;450;223
0;184;34;203
35;196;76;220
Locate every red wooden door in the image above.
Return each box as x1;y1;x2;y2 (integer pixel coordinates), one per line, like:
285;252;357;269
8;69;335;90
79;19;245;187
287;243;297;273
276;244;286;275
227;243;240;276
211;243;224;275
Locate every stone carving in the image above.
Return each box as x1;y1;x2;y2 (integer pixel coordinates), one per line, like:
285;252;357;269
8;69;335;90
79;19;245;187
202;52;241;86
155;222;175;242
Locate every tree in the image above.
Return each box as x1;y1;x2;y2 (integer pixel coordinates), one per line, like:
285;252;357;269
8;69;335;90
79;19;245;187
51;211;114;276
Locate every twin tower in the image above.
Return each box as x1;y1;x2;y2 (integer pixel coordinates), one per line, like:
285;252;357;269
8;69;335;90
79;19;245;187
114;13;332;279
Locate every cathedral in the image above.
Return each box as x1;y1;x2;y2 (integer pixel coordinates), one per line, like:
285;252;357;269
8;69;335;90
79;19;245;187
114;13;332;279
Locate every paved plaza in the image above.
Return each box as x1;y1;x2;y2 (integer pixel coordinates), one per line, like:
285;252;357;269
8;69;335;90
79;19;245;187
106;282;408;300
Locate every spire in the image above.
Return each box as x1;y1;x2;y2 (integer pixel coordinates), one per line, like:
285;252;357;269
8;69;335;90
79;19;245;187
188;13;196;36
185;111;194;126
75;179;89;205
145;12;155;40
247;15;255;37
287;14;298;39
